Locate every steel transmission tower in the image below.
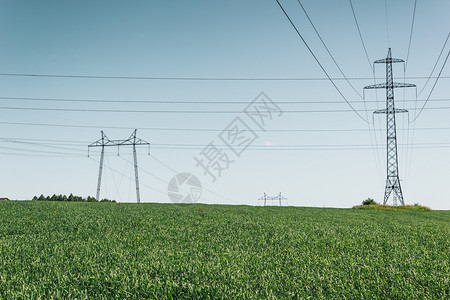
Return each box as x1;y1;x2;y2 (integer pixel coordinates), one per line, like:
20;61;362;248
275;192;287;206
258;193;269;206
364;48;416;205
258;192;287;206
88;130;150;203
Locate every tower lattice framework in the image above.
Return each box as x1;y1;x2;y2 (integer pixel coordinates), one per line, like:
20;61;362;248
364;48;416;205
88;130;150;203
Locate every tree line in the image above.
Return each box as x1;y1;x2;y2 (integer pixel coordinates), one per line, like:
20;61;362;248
32;194;115;202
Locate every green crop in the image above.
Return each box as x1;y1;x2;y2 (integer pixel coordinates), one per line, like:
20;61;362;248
0;201;448;299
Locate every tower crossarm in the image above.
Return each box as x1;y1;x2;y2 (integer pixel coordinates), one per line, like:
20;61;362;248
364;82;416;89
374;108;408;114
88;132;150;148
109;139;150;147
258;193;268;201
88;131;110;148
374;58;404;64
88;139;121;147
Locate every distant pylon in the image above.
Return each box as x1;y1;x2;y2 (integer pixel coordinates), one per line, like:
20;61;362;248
258;193;269;206
258;192;287;206
88;130;150;203
275;192;287;206
364;48;416;205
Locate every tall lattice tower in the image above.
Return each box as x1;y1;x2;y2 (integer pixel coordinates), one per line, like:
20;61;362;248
364;48;416;205
88;130;150;203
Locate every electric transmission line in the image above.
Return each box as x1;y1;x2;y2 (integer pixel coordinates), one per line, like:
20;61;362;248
296;0;363;98
275;0;368;123
148;154;240;204
384;0;390;47
3;120;450;133
411;50;450;123
3;95;450;104
88;156;168;198
348;0;385;183
1;72;448;81
348;0;373;71
405;0;418;69
417;32;450;97
4;141;450;159
1;105;449;114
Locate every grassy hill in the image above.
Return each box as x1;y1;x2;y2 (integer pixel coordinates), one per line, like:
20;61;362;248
0;201;448;298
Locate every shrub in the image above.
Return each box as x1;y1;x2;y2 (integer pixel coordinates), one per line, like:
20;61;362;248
362;198;377;205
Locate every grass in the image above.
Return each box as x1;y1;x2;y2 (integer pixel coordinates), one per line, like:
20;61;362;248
352;204;432;212
0;201;448;299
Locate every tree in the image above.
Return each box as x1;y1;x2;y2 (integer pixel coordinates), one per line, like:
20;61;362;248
32;194;114;202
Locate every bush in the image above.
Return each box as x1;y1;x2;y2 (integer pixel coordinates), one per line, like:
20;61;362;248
362;198;377;205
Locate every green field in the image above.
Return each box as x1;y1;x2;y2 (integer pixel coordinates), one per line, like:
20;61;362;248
0;201;448;299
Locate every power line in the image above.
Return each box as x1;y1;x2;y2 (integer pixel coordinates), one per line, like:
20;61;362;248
148;154;240;204
296;0;363;98
4;127;450;149
3;95;450;105
347;0;382;183
0;120;124;130
122;155;219;204
1;72;448;81
0;145;82;156
384;0;390;47
348;0;386;184
151;142;450;148
406;31;450;181
137;144;450;151
0;105;449;114
417;32;450;97
0;106;373;114
0;138;86;152
4;141;450;158
4;143;448;157
3;120;450;133
411;50;450;122
348;0;373;71
0;151;82;158
276;0;368;122
13;141;450;150
0;137;87;145
88;156;168;198
405;0;418;69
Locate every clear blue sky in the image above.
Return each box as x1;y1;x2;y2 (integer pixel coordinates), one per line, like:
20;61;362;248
1;0;449;209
